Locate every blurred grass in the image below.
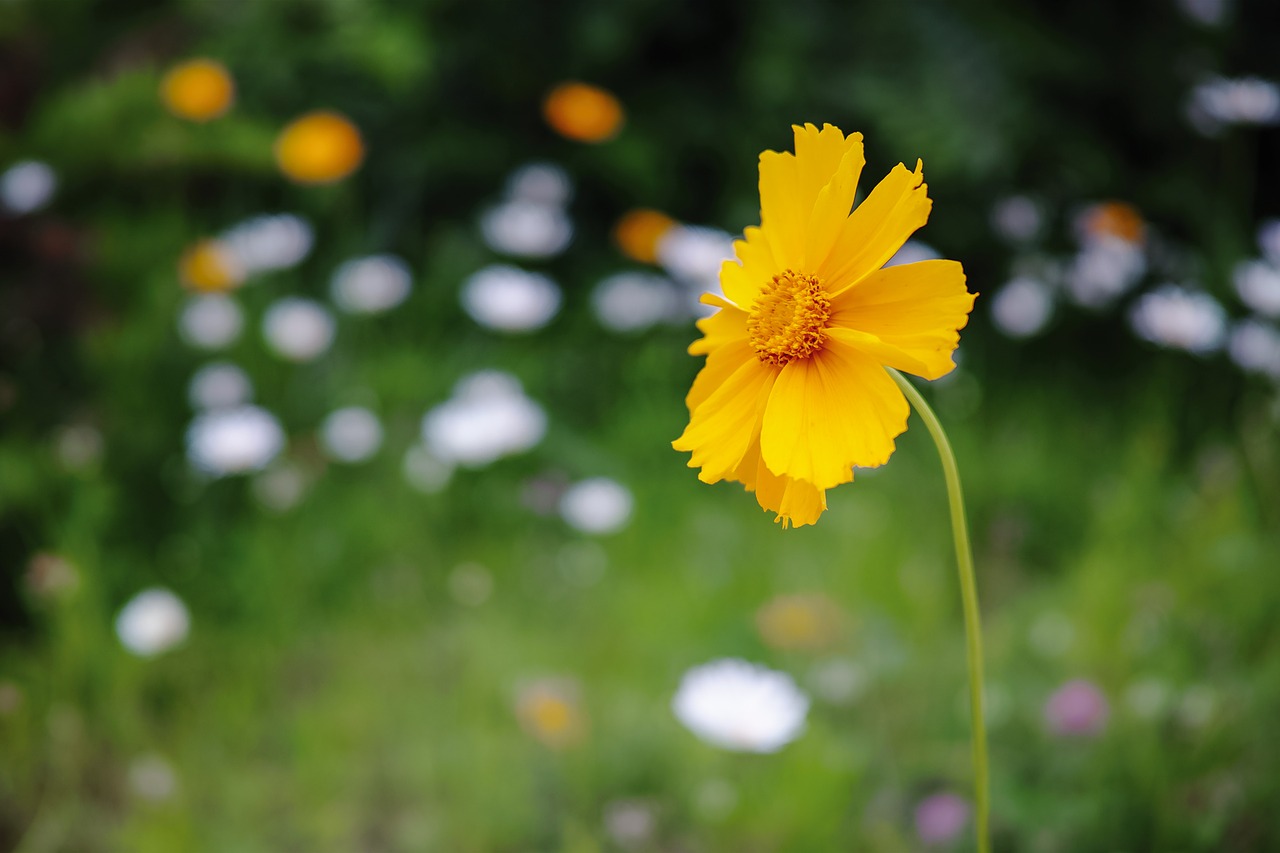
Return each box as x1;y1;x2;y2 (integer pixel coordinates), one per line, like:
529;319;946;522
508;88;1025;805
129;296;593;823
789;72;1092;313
3;0;1280;849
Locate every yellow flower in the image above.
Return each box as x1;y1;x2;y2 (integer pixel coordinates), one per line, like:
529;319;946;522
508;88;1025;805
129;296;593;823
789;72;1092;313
756;593;844;651
179;238;243;292
515;679;587;748
274;111;365;185
160;59;235;122
672;124;976;528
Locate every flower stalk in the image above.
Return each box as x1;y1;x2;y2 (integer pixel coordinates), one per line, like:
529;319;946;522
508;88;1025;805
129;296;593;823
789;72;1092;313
887;367;989;853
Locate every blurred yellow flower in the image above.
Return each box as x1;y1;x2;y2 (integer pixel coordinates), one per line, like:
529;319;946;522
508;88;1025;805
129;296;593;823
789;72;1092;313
179;239;243;292
515;679;586;748
673;124;976;528
543;82;624;143
160;59;235;122
274;111;365;185
756;593;844;651
613;208;676;264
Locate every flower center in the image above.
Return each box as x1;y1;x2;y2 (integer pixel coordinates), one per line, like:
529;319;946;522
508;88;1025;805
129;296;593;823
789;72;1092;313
747;270;831;366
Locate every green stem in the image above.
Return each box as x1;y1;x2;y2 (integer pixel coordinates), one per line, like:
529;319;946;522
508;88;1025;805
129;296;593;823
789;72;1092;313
887;368;989;853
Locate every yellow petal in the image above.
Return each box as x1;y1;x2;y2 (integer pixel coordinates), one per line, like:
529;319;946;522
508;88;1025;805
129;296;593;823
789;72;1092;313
759;339;908;489
753;455;828;529
684;336;754;413
720;226;780;307
819;160;932;293
673;355;779;484
804;143;864;272
688;295;749;356
729;440;828;529
828;259;976;380
758;149;805;264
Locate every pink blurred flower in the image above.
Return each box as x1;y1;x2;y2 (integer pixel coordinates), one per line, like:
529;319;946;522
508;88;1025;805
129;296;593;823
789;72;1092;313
914;792;970;846
1044;678;1110;736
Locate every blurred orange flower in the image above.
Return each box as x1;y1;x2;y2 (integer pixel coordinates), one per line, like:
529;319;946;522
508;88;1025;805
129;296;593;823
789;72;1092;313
160;59;235;122
179;239;243;292
543;82;624;143
673;124;976;528
1079;201;1145;245
613;208;677;264
274;111;365;185
515;679;586;748
756;593;844;651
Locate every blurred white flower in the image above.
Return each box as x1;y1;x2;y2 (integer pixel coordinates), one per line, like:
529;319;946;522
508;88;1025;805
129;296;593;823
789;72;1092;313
1028;611;1076;659
460;265;561;332
220;213;313;274
672;658;809;753
1233;259;1280;317
116;588;190;657
1257;219;1280;267
559;477;633;535
656;225;735;292
54;424;103;471
1189;77;1280;130
1065;237;1146;307
990;195;1043;243
186;405;285;476
178;294;243;350
319;406;383;463
592;271;683;332
1123;678;1172;720
422;371;546;466
1228;319;1280;380
885;239;941;267
1129;285;1226;354
402;443;453;493
187;362;252;410
1176;684;1218;728
480;200;573;258
251;462;307;512
991;276;1054;338
1177;0;1229;25
603;799;657;851
807;658;868;706
505;162;573;207
0;160;56;215
128;754;178;802
262;297;335;362
330;254;412;315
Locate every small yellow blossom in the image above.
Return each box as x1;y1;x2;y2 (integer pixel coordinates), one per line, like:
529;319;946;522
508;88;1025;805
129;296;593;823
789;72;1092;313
756;593;844;651
179;239;243;292
160;59;235;122
274;111;365;185
516;679;586;748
